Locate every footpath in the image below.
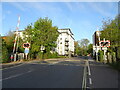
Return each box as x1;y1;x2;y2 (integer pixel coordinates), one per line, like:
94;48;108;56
0;58;70;70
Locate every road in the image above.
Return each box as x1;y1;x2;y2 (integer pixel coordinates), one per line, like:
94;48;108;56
1;57;119;89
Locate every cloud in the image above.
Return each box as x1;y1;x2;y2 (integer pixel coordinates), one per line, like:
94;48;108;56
10;2;63;15
88;3;115;17
65;2;86;14
65;2;74;12
76;3;86;10
10;2;26;11
65;2;84;11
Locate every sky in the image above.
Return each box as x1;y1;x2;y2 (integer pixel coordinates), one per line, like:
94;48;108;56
1;1;118;43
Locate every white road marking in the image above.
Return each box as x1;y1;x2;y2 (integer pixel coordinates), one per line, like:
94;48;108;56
82;61;87;89
87;60;91;76
87;59;93;85
0;69;33;81
89;78;92;84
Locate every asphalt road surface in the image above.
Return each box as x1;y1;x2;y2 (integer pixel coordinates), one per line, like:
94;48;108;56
1;57;119;89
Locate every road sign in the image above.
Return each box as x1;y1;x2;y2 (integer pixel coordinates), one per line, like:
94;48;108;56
99;40;110;47
40;45;45;51
24;48;29;53
23;43;30;48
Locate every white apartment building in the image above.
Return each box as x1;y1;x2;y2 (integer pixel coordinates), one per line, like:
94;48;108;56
56;28;75;56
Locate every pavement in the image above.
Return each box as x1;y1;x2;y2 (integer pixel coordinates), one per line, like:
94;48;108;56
1;57;119;89
0;58;65;70
87;59;119;89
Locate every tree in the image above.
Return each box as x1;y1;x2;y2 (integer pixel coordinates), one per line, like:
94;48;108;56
78;39;89;49
1;38;9;63
77;39;90;56
23;17;59;59
74;41;79;55
100;15;120;60
4;31;24;54
87;44;93;56
4;31;15;54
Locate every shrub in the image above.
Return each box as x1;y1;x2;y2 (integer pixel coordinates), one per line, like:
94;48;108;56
98;50;104;62
2;39;9;63
109;61;120;72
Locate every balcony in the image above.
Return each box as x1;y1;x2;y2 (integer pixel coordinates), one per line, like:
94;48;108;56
65;38;69;42
65;42;69;46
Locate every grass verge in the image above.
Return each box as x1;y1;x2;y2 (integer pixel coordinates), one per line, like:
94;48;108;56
108;61;120;72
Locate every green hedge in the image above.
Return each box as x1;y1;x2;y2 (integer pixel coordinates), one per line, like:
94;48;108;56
37;52;59;60
98;50;104;62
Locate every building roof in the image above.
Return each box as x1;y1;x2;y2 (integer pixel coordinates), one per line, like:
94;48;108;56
1;36;7;40
58;28;74;35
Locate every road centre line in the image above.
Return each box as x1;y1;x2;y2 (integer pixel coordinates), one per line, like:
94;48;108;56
89;78;92;85
87;60;91;76
82;61;87;89
87;60;93;85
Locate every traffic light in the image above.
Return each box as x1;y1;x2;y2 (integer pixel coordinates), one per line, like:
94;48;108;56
23;43;30;48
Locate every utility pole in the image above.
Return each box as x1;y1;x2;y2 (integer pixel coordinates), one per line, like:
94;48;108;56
100;38;110;63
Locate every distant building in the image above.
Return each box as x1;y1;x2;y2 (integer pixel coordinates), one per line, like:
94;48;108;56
92;31;101;46
92;31;101;56
56;28;75;56
1;36;7;40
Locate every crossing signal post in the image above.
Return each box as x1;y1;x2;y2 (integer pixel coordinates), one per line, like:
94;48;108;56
11;15;20;62
99;39;110;63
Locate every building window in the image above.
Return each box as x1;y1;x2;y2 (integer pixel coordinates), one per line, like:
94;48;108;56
60;42;62;44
